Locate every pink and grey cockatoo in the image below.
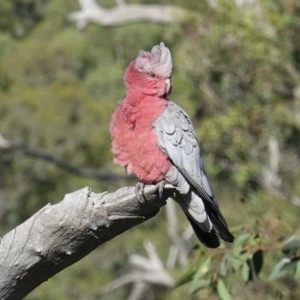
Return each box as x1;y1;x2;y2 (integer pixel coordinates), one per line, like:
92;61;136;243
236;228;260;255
110;42;234;248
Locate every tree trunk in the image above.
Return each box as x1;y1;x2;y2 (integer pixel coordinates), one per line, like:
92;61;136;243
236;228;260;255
0;184;172;299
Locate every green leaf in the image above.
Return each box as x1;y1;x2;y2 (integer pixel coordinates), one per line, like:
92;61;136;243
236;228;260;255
242;250;263;282
245;249;264;282
193;256;212;280
269;258;298;281
252;250;264;276
190;278;212;294
295;261;300;282
219;261;228;277
234;233;252;247
231;255;243;271
175;267;197;287
175;256;212;288
282;239;300;255
217;279;232;300
189;256;212;293
242;262;250;282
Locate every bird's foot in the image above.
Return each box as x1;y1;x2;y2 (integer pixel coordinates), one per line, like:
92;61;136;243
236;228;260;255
135;180;167;204
135;181;146;203
155;180;166;199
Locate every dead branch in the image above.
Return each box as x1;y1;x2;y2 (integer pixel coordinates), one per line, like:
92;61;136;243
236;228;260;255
258;136;300;206
0;184;174;300
262;137;281;192
129;241;174;287
98;241;174;299
165;200;190;269
68;0;189;30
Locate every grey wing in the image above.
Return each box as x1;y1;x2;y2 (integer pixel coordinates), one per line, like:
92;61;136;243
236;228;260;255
154;101;214;202
154;101;234;245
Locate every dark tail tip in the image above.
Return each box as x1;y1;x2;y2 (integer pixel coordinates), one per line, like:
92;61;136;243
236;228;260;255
207;209;234;244
220;230;234;243
187;216;220;248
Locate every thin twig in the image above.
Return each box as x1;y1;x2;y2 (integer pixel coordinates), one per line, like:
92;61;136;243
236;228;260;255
0;134;132;182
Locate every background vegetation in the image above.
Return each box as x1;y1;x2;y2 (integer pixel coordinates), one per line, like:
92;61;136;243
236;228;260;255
0;0;300;299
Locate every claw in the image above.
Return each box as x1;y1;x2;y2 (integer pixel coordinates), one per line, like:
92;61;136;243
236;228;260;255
155;180;166;199
135;181;146;203
135;180;167;203
135;180;166;204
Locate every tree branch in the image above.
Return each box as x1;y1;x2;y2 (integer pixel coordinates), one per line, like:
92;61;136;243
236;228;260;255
0;184;174;300
98;240;174;298
0;133;131;182
68;0;189;30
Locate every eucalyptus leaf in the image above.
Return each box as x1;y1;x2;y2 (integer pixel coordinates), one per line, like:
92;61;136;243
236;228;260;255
217;279;232;300
269;258;298;281
282;239;300;256
295;261;300;282
234;233;252;247
193;256;212;281
190;278;212;294
219;261;228;277
175;267;197;287
242;262;250;282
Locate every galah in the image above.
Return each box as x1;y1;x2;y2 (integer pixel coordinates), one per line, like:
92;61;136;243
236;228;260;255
110;42;234;248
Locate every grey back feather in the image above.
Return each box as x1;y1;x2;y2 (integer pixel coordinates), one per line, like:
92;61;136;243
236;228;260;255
154;101;234;246
154;101;214;202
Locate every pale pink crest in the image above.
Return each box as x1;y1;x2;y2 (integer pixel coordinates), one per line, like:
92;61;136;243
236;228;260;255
135;42;172;78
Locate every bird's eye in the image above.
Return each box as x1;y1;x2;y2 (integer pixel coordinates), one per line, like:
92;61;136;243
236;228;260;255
149;72;156;78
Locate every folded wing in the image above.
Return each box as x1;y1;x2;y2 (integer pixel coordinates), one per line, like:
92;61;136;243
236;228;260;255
153;101;234;246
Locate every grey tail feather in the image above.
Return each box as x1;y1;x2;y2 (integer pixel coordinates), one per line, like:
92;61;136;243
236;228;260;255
185;214;220;248
182;196;234;247
174;192;234;247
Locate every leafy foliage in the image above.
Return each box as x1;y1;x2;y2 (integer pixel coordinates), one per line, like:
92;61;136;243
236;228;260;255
0;0;300;299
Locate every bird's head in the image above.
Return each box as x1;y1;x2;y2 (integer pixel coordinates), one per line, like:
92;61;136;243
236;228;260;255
124;42;173;97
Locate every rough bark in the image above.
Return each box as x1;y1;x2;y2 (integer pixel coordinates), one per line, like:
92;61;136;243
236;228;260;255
0;184;173;300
